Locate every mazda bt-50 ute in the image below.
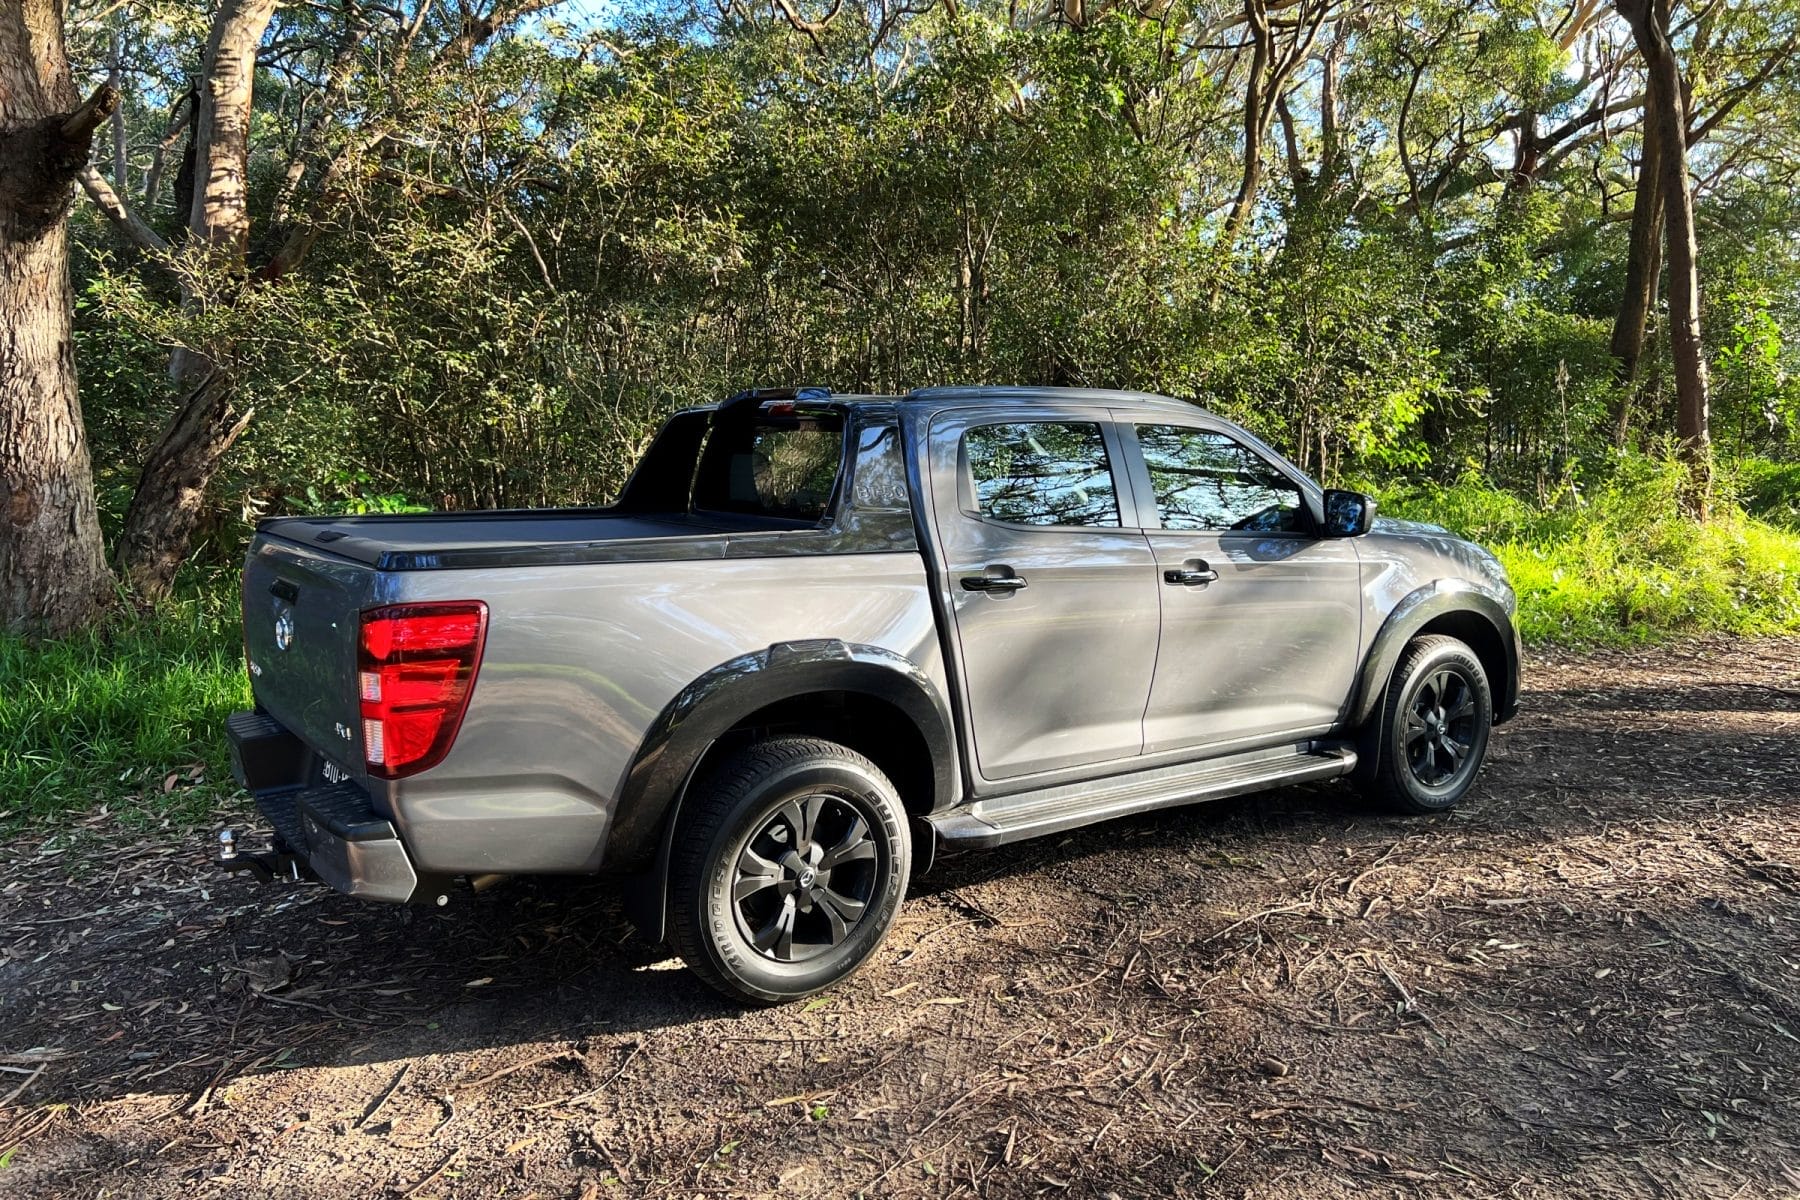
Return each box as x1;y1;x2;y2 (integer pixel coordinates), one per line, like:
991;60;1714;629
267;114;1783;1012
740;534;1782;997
220;386;1519;1003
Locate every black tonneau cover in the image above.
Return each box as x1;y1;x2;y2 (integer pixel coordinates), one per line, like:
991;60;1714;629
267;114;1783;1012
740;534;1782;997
256;510;795;570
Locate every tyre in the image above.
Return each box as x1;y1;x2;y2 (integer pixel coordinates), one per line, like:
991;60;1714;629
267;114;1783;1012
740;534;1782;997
1362;634;1494;814
667;737;911;1004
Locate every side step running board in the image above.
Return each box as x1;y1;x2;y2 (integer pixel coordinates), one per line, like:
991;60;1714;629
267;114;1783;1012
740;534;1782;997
928;743;1357;850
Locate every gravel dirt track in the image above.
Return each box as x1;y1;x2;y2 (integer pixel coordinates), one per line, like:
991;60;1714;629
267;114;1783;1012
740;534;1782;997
4;637;1800;1199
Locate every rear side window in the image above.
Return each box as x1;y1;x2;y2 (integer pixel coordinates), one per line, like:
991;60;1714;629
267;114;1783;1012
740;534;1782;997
964;422;1121;528
1136;425;1308;533
693;413;844;522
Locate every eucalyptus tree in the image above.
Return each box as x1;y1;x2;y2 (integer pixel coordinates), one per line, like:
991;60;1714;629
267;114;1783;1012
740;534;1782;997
75;0;569;597
0;0;117;634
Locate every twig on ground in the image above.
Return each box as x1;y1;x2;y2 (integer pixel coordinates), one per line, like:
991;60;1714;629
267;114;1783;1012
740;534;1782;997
0;1064;46;1107
455;1047;575;1092
1374;956;1445;1035
398;1147;460;1198
358;1062;410;1127
523;1040;643;1111
1201;902;1314;945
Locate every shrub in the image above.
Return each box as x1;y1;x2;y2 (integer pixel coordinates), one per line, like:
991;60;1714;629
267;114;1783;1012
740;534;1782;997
1379;459;1800;644
1730;457;1800;530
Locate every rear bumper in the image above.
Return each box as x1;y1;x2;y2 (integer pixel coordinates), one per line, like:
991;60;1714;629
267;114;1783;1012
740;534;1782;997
224;710;426;904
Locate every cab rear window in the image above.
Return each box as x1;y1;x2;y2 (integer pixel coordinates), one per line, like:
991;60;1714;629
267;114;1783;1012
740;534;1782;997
692;411;845;523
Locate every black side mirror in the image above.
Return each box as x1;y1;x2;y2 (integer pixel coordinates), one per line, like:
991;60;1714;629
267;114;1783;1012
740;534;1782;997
1322;489;1377;537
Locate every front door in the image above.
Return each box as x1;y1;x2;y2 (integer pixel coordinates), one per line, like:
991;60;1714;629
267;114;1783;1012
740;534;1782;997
1121;420;1362;756
927;411;1160;782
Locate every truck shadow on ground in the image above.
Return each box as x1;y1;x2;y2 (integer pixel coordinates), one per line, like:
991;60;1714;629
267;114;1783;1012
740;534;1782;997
3;668;1795;1114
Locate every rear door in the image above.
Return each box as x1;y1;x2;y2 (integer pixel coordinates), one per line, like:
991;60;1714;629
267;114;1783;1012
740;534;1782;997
925;408;1159;782
1119;418;1361;755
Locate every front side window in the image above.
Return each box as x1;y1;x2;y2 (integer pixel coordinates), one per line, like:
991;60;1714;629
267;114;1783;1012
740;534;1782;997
965;422;1121;528
1136;425;1307;533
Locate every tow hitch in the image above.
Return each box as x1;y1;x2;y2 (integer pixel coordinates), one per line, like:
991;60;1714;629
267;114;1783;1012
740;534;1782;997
214;828;312;885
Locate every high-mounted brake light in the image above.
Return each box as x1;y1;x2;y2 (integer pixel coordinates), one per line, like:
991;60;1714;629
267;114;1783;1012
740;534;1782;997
357;601;487;779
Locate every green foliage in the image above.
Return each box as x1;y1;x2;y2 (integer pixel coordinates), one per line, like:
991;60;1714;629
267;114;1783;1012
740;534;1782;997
1381;459;1800;644
1711;279;1800;452
62;0;1800;529
1730;457;1800;530
0;587;250;831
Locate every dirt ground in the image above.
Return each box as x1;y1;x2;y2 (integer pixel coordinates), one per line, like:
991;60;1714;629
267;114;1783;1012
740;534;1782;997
4;638;1800;1200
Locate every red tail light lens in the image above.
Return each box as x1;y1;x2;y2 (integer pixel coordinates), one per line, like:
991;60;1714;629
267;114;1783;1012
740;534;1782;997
357;601;488;779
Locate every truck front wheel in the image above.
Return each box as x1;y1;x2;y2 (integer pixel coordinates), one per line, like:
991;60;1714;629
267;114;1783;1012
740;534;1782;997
667;737;912;1004
1362;634;1495;814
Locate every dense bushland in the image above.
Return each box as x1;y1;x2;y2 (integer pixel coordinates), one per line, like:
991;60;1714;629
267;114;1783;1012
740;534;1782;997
58;0;1800;535
1381;462;1800;644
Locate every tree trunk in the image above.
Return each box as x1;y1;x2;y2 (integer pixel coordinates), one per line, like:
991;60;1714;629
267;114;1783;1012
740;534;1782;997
1610;72;1664;378
1214;0;1325;283
108;23;128;191
1617;0;1711;516
1220;0;1273;251
187;0;277;268
1608;70;1665;445
117;375;253;596
119;0;277;598
0;2;117;635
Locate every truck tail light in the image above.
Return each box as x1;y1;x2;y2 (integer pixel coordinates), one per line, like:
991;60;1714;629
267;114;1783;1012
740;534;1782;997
357;601;488;779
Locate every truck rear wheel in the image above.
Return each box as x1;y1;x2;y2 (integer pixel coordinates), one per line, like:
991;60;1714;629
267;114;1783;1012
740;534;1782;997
667;737;911;1004
1362;634;1494;814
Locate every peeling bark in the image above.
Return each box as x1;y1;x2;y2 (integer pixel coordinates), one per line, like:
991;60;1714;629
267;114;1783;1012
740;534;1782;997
187;0;279;271
0;2;116;633
117;375;254;598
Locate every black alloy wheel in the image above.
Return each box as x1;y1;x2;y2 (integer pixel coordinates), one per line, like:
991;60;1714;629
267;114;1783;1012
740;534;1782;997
1365;634;1494;814
731;791;881;963
668;737;911;1004
1401;665;1481;789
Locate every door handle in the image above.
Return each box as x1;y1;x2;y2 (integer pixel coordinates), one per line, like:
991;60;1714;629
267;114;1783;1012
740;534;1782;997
961;568;1028;595
1163;562;1219;587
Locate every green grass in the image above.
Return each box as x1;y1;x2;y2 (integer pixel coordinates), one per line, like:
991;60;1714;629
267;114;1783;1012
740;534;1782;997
4;463;1800;830
0;587;250;831
1378;458;1800;645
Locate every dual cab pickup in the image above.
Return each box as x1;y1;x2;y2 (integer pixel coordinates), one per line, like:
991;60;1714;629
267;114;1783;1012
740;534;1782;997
223;385;1519;1002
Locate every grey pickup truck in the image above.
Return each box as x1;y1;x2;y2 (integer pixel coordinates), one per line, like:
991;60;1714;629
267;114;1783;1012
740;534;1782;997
221;385;1519;1002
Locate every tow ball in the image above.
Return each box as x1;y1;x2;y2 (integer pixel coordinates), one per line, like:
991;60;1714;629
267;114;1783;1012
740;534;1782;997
214;827;309;884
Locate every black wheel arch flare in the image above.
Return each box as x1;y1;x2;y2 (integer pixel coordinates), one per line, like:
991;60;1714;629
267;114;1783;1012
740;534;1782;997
1351;580;1521;736
613;639;957;942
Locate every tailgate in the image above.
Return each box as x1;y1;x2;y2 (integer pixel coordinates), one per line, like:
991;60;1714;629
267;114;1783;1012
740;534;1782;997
242;533;379;780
